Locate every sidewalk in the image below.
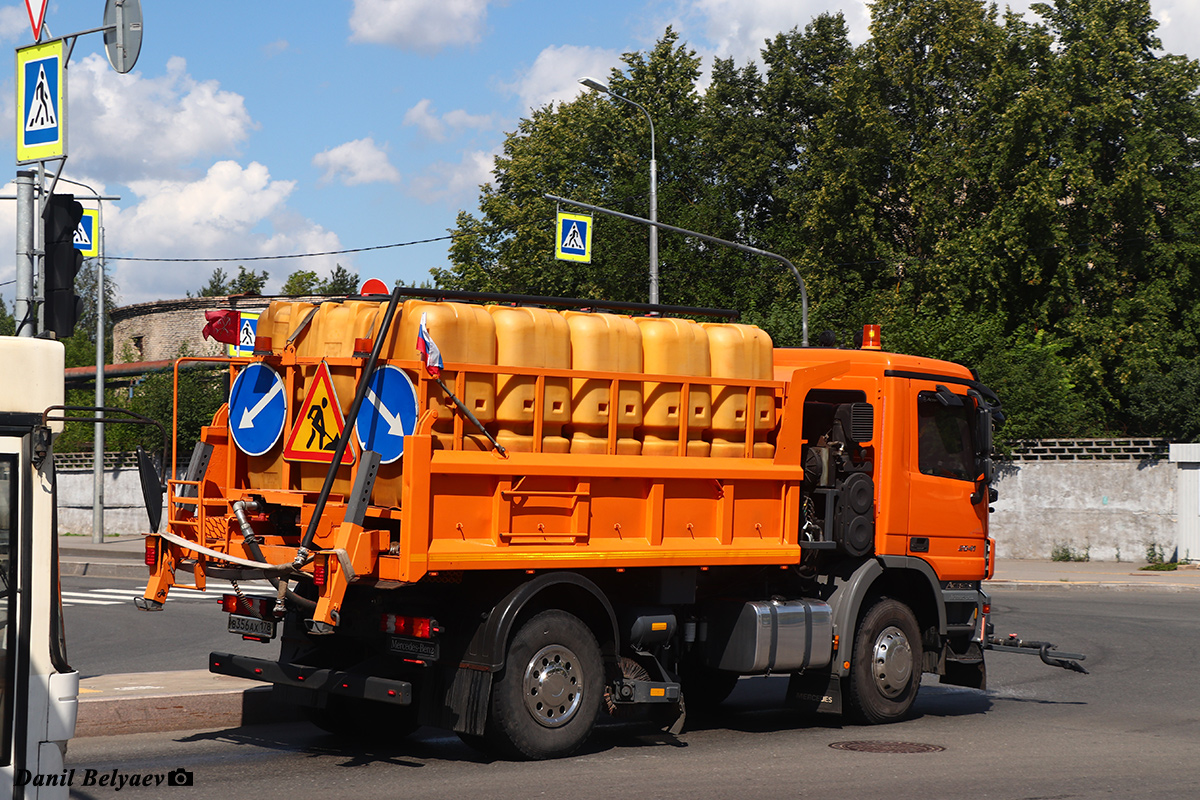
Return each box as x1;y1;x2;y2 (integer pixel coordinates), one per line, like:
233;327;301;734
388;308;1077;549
57;534;1200;738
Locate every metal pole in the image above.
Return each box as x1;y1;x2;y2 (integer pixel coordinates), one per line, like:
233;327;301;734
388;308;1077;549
50;176;118;543
579;78;659;304
93;203;105;544
14;171;36;337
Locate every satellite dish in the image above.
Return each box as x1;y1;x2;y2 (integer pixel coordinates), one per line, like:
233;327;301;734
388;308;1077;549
103;0;143;74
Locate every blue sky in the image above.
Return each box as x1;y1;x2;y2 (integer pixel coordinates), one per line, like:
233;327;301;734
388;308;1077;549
2;1;1196;308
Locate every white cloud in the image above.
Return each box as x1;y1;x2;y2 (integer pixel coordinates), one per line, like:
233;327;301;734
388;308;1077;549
403;99;494;142
408;148;498;204
107;161;342;303
512;45;622;112
313;137;402;186
0;5;29;42
348;0;491;53
403;99;446;141
67;54;256;182
669;0;872;63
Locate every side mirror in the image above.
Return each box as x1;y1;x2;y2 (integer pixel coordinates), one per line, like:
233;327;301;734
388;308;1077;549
136;445;165;533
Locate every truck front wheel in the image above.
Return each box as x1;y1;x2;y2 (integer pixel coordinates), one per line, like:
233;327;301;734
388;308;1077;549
485;609;603;759
845;598;922;724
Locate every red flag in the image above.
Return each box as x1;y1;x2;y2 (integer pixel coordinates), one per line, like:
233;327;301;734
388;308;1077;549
203;310;241;345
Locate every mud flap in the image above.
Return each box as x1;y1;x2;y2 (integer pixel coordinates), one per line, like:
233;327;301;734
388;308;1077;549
786;670;842;715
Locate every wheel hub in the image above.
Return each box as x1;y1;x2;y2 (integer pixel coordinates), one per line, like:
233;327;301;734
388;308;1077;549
523;644;584;728
871;625;913;698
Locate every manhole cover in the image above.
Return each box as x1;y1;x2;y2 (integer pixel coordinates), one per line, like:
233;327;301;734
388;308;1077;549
829;741;946;754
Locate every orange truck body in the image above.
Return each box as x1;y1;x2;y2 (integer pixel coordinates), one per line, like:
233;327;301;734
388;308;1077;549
141;296;1001;758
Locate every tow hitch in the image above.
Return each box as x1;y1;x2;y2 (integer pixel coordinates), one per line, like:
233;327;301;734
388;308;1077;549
986;633;1088;674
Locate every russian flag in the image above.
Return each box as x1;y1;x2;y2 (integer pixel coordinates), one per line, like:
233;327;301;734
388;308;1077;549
416;312;443;378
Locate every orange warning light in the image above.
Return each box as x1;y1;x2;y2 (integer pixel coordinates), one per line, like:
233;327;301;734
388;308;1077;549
862;324;882;350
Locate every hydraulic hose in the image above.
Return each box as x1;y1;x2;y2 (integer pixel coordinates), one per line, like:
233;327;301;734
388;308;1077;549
232;499;316;611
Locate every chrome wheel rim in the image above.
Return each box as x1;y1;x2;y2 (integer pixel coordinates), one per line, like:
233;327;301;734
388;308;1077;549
871;625;913;698
523;644;584;728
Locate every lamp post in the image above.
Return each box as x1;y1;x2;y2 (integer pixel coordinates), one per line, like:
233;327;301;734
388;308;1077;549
580;77;659;305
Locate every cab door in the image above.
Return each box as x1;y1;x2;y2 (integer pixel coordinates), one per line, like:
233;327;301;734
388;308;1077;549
905;380;988;580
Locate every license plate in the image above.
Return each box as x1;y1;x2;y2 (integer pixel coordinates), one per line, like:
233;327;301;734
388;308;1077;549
229;614;276;639
389;636;438;659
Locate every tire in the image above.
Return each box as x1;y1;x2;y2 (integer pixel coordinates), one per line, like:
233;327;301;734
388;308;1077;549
845;598;922;724
485;609;603;760
306;694;420;741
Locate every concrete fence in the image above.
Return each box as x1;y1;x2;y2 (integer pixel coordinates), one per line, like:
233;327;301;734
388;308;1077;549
55;440;1197;562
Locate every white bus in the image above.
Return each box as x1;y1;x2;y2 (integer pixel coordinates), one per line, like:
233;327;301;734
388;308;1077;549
0;338;78;800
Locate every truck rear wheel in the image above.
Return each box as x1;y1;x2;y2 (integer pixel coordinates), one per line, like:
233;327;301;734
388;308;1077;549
845;598;922;724
485;610;603;760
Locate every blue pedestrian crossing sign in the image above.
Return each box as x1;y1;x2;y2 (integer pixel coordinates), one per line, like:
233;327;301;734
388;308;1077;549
16;39;65;163
75;209;99;258
229;363;288;457
227;312;261;357
354;365;419;464
556;211;592;263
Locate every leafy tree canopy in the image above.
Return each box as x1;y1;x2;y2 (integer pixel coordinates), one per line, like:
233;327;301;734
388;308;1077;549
440;0;1200;442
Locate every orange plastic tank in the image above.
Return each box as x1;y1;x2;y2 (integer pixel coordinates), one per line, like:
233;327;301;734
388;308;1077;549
488;306;571;453
563;311;643;455
636;318;711;457
391;300;496;452
252;301;316;355
704;323;776;458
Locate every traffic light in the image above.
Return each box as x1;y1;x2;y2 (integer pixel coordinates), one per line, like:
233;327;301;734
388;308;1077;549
43;193;85;338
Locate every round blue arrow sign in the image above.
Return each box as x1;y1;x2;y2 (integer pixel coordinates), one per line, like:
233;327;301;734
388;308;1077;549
354;365;418;464
229;363;287;457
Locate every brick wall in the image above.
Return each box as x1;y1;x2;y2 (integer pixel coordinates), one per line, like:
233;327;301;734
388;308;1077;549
110;296;271;363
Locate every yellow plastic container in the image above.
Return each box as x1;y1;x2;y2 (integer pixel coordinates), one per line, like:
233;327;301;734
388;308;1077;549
252;301;316;354
392;300;496;452
564;311;643;455
703;323;776;458
488;306;571;453
636;318;711;457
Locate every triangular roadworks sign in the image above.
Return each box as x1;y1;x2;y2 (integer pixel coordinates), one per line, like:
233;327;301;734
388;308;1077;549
283;361;356;465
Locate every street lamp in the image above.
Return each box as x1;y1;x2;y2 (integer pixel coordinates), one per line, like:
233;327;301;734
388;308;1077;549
580;77;659;305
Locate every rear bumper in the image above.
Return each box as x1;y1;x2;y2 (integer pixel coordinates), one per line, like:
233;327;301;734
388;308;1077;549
209;652;413;706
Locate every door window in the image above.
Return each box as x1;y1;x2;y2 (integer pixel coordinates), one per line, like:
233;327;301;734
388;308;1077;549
917;392;974;481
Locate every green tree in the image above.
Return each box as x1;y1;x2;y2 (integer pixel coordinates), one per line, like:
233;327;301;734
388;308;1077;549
229;265;269;295
319;263;359;295
281;269;320;295
194;268;230;297
444;3;1200;440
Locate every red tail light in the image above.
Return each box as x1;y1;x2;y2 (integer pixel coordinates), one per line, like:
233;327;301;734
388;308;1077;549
380;614;440;638
313;557;327;587
144;537;158;567
221;594;273;617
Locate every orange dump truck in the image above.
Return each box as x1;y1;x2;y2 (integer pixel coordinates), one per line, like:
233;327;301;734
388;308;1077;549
138;290;1066;759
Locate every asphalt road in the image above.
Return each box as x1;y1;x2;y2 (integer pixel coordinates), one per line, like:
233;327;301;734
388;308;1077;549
61;573;277;677
59;588;1200;800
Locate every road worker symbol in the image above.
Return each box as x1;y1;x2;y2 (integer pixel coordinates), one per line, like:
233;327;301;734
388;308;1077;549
283;361;356;465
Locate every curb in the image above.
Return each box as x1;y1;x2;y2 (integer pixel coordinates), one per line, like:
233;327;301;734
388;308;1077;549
60;560;148;580
988;579;1200;593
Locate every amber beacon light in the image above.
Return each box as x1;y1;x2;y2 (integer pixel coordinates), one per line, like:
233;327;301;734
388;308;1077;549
862;324;882;350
